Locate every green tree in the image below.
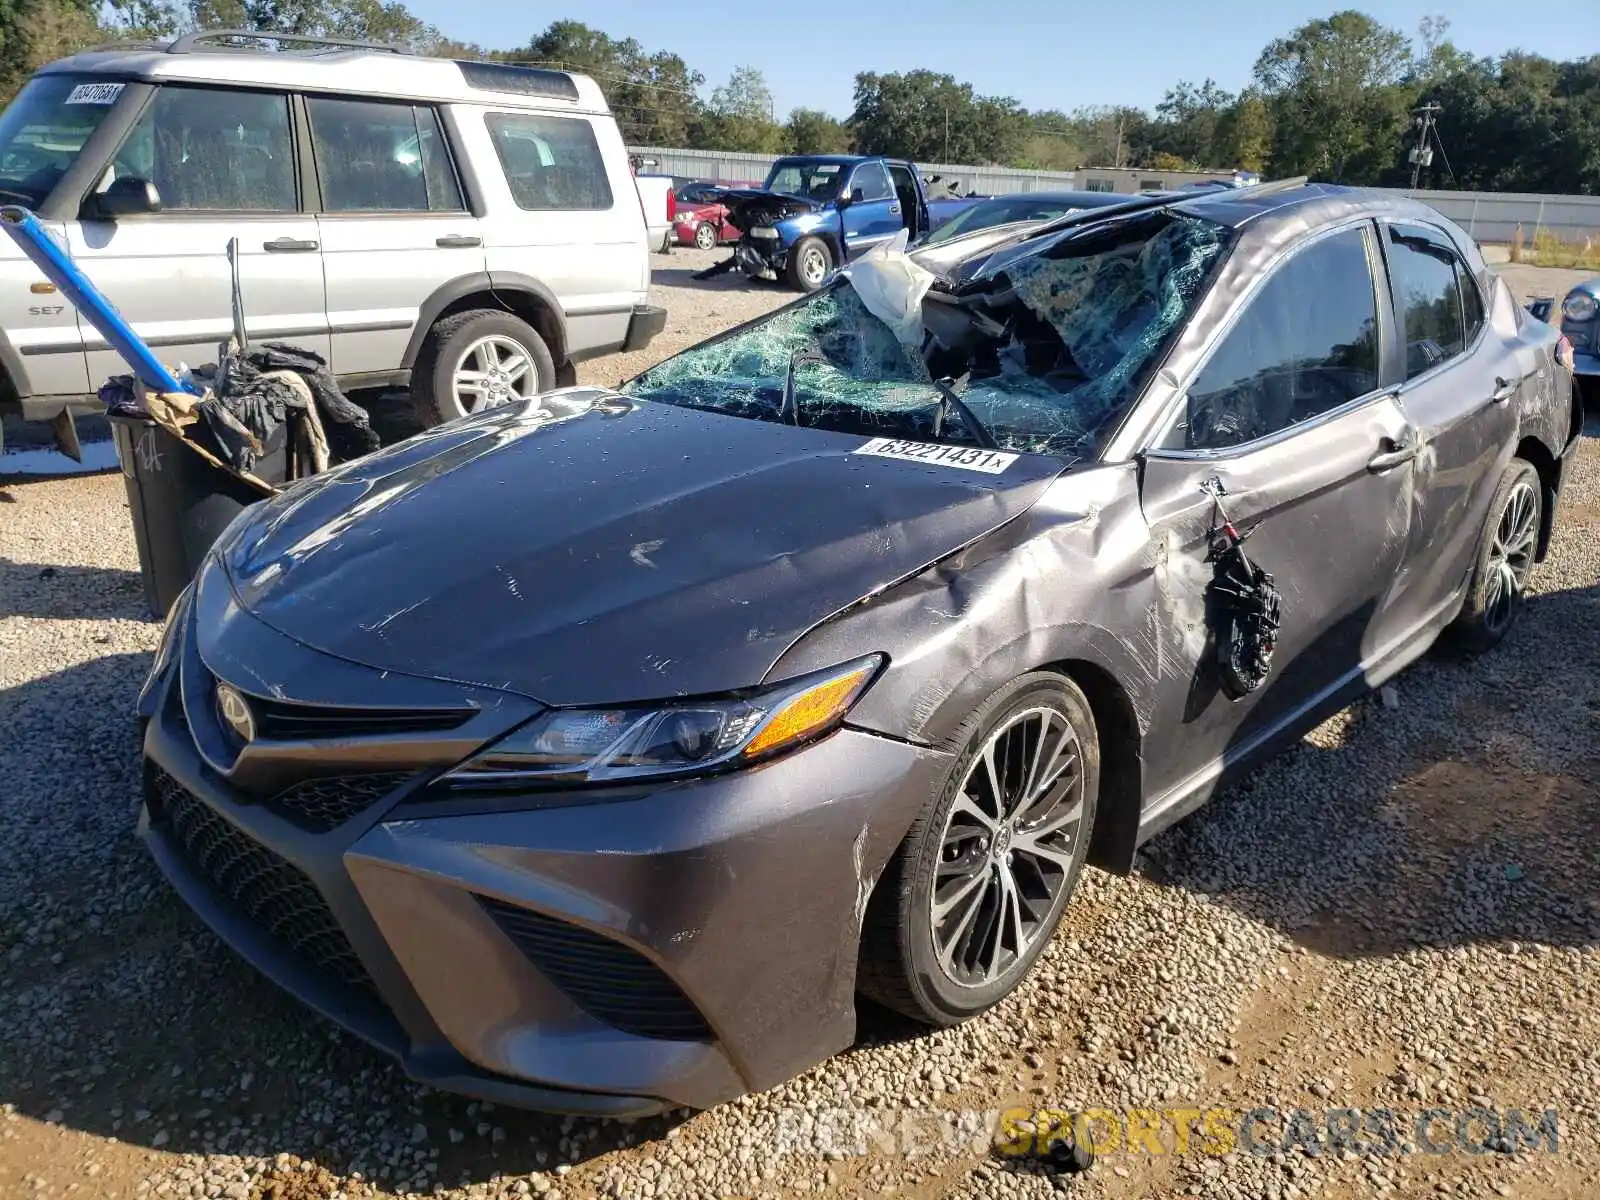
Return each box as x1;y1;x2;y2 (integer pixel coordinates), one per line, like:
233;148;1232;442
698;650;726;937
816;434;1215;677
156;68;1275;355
849;69;1028;164
1151;78;1233;167
1254;9;1414;182
1214;89;1274;172
698;65;783;152
786;107;851;154
508;20;703;147
0;0;99;103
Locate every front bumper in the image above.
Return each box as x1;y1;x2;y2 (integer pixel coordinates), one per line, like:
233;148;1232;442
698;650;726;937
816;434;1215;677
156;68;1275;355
138;581;947;1112
736;237;785;278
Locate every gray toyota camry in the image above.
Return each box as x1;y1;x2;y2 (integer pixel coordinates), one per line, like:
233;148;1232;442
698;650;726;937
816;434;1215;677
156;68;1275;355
137;180;1581;1115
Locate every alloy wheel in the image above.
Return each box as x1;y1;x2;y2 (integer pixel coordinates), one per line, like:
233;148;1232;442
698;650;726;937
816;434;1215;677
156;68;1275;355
931;706;1085;987
1483;478;1539;634
452;335;540;413
695;222;718;250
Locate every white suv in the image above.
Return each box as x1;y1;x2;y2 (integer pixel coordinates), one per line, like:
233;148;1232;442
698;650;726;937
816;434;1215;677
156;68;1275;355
0;31;664;434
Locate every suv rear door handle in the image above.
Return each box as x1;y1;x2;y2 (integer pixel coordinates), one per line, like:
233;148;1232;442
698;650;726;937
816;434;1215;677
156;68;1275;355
888;203;901;214
263;237;318;253
1492;375;1517;404
436;235;482;249
1368;438;1419;473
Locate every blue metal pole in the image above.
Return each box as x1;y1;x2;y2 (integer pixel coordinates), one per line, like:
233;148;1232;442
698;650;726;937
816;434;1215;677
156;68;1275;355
0;205;199;395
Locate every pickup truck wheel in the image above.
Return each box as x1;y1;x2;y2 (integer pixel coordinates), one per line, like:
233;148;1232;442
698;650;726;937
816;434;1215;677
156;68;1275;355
412;310;555;428
785;236;833;292
694;221;718;250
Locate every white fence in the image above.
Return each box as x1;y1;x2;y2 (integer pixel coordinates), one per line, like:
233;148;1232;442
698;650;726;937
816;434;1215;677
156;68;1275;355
629;146;1600;244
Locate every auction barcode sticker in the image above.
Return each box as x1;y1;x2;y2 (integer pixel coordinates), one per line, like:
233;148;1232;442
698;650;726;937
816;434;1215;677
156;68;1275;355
853;437;1018;475
66;82;124;106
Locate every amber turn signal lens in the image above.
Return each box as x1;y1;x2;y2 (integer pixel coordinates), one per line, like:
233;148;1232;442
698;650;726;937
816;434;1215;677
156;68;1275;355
741;662;879;759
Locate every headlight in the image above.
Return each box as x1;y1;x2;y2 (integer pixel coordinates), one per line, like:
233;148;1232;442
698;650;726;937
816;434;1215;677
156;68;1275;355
1562;291;1597;322
137;583;192;712
749;226;780;239
444;655;884;788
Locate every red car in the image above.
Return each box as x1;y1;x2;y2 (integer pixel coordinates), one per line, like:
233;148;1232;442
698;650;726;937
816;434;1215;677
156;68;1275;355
672;180;757;249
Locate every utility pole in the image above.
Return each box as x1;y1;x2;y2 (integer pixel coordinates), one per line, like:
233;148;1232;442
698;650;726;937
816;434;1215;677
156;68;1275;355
1409;102;1441;189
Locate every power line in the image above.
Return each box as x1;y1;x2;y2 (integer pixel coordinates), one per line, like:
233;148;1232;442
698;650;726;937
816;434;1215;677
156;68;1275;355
1408;102;1442;189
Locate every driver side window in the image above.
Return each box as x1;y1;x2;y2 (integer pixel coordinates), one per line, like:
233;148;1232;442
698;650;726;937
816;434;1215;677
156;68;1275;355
850;162;894;202
1169;225;1381;451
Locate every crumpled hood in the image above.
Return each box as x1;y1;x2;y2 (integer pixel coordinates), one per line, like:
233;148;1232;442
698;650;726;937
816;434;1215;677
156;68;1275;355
708;188;824;227
219;389;1064;706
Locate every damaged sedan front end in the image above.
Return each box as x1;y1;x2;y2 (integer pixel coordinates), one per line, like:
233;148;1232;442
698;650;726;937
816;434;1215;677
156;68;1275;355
138;180;1578;1114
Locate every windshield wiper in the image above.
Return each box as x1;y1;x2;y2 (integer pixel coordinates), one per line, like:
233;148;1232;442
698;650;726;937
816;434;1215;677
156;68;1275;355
932;373;999;449
781;347;829;426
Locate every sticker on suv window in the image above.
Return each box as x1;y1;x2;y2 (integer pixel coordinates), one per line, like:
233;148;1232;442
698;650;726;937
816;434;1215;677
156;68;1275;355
66;82;124;106
853;437;1018;474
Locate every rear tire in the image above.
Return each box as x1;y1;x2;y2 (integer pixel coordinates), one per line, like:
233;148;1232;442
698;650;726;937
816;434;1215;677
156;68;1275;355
694;221;718;250
784;236;833;292
1447;456;1542;654
858;672;1099;1025
411;310;555;428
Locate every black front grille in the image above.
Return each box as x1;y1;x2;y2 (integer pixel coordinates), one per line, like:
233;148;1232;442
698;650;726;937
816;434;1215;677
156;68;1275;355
249;696;473;741
478;897;712;1042
147;765;379;999
263;772;413;833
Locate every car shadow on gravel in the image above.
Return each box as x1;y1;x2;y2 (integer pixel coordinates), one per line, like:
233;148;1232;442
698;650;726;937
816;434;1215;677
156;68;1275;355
652;263;783;293
0;556;147;619
1144;575;1600;963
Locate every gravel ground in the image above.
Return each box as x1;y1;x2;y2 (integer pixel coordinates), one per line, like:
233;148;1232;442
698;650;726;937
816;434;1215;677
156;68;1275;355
1;252;1597;1200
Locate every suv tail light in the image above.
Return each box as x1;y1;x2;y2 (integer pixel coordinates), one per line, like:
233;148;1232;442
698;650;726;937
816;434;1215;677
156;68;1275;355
666;190;677;223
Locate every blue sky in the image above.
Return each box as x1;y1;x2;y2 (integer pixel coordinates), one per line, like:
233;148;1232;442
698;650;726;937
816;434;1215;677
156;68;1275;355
407;1;1589;118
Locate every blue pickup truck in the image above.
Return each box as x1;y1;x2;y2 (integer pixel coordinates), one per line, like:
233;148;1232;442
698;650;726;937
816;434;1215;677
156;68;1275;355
710;155;977;291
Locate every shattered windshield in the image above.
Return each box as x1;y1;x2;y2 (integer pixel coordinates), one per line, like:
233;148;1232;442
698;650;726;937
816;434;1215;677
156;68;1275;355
0;75;122;209
764;158;844;202
623;211;1231;460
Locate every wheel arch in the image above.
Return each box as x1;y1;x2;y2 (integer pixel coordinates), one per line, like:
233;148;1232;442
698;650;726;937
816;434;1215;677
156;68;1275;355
1514;433;1560;562
403;273;570;383
1048;658;1147;875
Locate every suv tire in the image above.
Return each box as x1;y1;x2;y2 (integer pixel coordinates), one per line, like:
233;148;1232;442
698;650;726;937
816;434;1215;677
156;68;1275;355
412;310;556;428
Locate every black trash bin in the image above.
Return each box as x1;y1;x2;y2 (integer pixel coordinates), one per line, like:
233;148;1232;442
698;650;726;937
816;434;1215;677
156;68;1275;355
110;415;280;618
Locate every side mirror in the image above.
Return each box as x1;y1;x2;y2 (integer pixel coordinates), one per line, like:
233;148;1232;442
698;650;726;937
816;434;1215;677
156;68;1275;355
87;176;163;219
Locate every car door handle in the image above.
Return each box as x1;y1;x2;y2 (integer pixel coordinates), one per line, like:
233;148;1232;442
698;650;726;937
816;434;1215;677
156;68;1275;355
888;204;901;214
1367;438;1419;473
263;237;318;253
436;235;482;249
1492;375;1517;404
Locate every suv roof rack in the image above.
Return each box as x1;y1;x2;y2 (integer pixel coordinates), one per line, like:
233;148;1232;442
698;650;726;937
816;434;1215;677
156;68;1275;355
165;29;410;56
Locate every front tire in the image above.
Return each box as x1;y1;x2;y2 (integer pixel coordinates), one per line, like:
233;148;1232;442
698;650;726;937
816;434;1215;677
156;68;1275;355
1448;456;1542;654
784;236;833;292
411;310;555;428
694;221;718;250
858;672;1099;1025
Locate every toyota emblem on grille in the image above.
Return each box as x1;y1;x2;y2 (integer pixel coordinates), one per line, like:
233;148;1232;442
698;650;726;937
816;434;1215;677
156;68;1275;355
215;683;256;744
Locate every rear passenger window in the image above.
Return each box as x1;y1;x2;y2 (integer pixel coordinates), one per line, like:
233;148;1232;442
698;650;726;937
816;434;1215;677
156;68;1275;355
113;86;295;212
307;97;463;213
1387;224;1483;378
486;113;613;211
1177;226;1381;450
